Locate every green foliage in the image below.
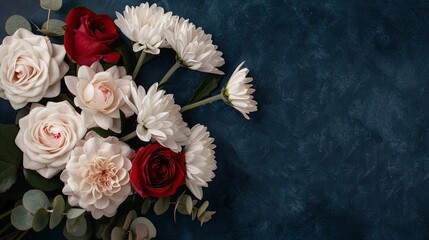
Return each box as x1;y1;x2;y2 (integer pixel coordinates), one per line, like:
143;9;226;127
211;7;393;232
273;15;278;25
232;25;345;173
189;75;222;104
40;0;62;11
39;19;65;36
66;208;85;219
154;197;169;215
0;125;21;193
33;208;49;232
11;205;33;230
49;195;65;229
130;217;156;239
23;169;63;192
140;197;151;215
172;193;216;225
66;215;87;237
22;189;50;214
5;15;31;35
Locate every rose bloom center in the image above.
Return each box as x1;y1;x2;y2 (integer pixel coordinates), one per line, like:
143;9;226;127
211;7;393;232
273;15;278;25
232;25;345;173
14;57;36;83
86;156;120;192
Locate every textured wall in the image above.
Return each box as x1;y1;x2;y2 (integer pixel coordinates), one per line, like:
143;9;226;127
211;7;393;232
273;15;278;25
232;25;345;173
1;0;429;239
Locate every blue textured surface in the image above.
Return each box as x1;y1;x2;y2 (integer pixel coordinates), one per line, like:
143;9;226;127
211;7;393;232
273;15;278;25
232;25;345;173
1;0;429;239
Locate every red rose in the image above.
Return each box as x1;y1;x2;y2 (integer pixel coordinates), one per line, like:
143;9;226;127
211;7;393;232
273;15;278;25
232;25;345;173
130;143;186;198
64;7;121;66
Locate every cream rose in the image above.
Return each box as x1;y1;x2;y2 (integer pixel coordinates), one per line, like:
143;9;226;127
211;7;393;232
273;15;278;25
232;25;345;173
0;28;69;109
65;61;133;133
15;101;86;178
60;131;134;219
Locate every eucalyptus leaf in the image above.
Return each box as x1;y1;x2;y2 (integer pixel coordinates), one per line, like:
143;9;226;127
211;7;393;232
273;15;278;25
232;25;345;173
130;217;156;239
0;125;21;193
24;169;62;192
15;108;29;125
66;208;85;219
39;19;65;36
5;15;31;35
63;216;93;240
188;75;222;104
135;223;149;239
40;0;62;11
183;194;193;215
111;226;126;240
32;208;49;232
197;201;209;218
199;211;216;226
154;197;169;215
123;210;137;230
174;192;186;222
66;215;87;237
49;195;65;229
141;197;151;215
102;224;113;240
23;189;50;214
11;205;33;231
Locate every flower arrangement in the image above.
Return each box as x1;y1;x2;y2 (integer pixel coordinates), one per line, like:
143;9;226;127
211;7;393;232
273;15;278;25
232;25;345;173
0;1;257;239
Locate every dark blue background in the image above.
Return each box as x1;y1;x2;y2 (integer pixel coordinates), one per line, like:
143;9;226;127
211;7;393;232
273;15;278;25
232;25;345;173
1;0;429;239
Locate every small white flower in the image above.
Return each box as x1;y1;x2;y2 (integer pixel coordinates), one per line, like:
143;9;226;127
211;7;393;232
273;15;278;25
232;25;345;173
0;28;69;109
115;3;173;54
125;82;190;152
165;18;225;75
60;132;134;219
15;101;86;178
223;62;258;120
184;124;217;200
65;62;134;133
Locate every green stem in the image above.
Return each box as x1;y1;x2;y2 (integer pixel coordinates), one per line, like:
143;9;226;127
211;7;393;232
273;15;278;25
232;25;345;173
46;9;51;30
0;209;12;220
15;230;28;240
180;94;223;113
160;61;181;85
132;51;146;79
0;223;11;236
120;131;137;142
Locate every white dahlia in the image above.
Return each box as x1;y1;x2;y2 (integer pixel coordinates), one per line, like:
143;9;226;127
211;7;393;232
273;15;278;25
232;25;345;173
222;62;258;120
184;124;217;200
60;132;134;219
125;82;190;152
115;3;173;54
165;18;225;75
64;62;134;133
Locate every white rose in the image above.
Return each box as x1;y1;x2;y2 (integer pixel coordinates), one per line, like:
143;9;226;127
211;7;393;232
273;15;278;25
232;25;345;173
0;28;69;109
60;131;134;219
15;101;86;178
65;61;134;133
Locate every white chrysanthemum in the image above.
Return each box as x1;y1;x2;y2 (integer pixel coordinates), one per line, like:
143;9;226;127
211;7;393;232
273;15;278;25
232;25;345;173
115;3;173;54
60;132;134;219
184;124;217;200
125;82;190;152
165;18;225;75
65;62;134;133
222;62;258;120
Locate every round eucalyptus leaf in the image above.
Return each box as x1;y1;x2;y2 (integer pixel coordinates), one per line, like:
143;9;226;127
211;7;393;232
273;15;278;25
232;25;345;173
197;201;209;218
49;195;65;229
111;227;125;239
66;208;85;219
123;210;137;230
11;205;33;230
154;197;169;215
40;19;65;36
66;216;87;237
5;15;31;35
40;0;62;11
141;197;151;215
23;189;50;214
130;217;156;239
33;208;49;232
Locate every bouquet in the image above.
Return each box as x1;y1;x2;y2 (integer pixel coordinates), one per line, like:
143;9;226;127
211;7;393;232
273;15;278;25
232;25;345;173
0;1;258;239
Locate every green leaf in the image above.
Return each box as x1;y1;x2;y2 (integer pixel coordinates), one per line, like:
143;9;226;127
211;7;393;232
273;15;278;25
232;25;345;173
63;216;93;240
11;205;33;231
40;93;73;105
66;215;87;237
66;208;85;219
183;194;193;215
102;224;113;240
154;197;169;215
197;201;209;218
199;211;216;226
40;0;62;11
141;198;151;215
0;125;21;193
173;192;186;222
134;223;148;239
32;208;49;232
39;19;65;36
188;75;222;104
130;217;156;239
89;127;118;138
49;195;65;229
116;44;136;76
23;169;63;192
111;227;125;240
15;108;29;125
5;15;31;35
22;189;50;214
123;210;137;230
